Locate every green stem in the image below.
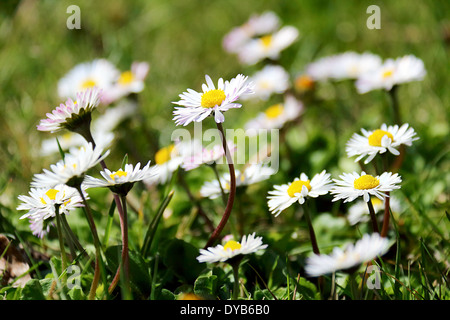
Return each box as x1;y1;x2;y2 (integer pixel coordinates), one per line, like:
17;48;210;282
367;197;380;234
303;202;320;255
54;205;68;282
232;262;241;300
388;85;401;125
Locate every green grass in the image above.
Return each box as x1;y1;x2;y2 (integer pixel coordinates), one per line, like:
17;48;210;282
0;0;448;300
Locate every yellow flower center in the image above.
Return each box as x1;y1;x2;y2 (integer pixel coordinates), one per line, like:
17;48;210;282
155;144;175;165
40;189;59;204
354;175;380;190
287;180;311;197
223;240;242;251
368;129;394;147
264;104;284;119
201;89;226;109
295;75;315;91
118;71;134;85
382;70;393;79
81;78;97;89
109;169;128;180
260;35;272;47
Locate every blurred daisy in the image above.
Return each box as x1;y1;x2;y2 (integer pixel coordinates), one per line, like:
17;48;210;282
197;232;267;263
237;26;299;65
181;140;237;171
242;65;290;101
172;74;254;125
17;184;85;221
31;143;110;189
267;170;333;217
306;51;382;81
294;74;315;93
348;196;401;226
200;163;276;200
346;123;419;164
102;61;150;104
57;59;119;100
84;161;158;195
28;216;51;239
305;233;391;277
355;54;426;94
331;171;401;203
244;95;303;134
223;11;280;54
37;87;102;134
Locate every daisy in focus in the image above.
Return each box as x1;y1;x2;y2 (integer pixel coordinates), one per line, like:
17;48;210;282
84;161;158;195
222;11;280;54
57;59;119;100
196;232;267;264
346;123;419;164
305;233;391;277
355;54;426;94
267;170;333;217
242;65;290;101
331;171;401;203
237;26;299;65
244;95;303;134
200;163;276;200
172;74;254;126
37;87;102;134
31;143;110;189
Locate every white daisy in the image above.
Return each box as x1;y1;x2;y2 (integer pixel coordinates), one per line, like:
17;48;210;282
200;163;276;200
17;184;85;221
181;140;237;171
84;161;158;195
31;143;110;188
102;61;150;104
242;65;290;101
197;232;268;263
237;26;299;65
346;123;419;164
37;87;102;133
223;11;280;54
306;51;382;81
331;171;402;203
348;196;402;226
57;59;119;100
355;54;426;94
244;95;303;134
172;74;254;126
305;233;391;277
267;170;333;217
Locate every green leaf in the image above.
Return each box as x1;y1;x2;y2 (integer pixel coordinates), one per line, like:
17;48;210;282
20;279;46;300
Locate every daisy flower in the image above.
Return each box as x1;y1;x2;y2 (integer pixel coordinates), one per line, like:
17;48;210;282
84;161;158;195
346;123;419;164
172;74;254;126
348;196;402;226
331;171;401;203
197;232;268;264
237;26;299;65
181;140;237;171
305;51;382;81
244;95;303;134
31;143;110;189
305;233;391;277
242;65;290;101
37;87;102;134
28;216;51;239
200;163;276;200
17;184;85;221
267;170;333;217
57;59;119;100
223;11;280;54
102;61;150;104
355;54;426;94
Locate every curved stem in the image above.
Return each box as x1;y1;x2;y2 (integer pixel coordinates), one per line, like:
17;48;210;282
367;197;380;234
303;202;320;255
205;122;236;248
380;192;391;237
